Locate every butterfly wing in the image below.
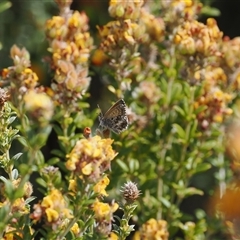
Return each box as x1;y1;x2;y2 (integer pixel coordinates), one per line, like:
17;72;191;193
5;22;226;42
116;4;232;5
104;99;127;118
101;99;128;134
109;115;128;134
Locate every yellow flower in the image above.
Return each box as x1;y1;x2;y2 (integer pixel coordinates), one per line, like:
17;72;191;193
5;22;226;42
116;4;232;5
93;201;111;219
41;189;72;223
45;16;67;39
11;198;29;215
68;11;89;30
45;208;59;222
140;9;165;43
71;222;80;236
2;225;30;240
132;231;140;240
24;89;54;123
68;179;77;192
45;8;93;110
66;136;116;182
93;175;110;196
82;163;93;175
108;232;118;240
109;0;144;20
97;19;146;54
174;19;222;57
138;218;169;240
92;199;118;220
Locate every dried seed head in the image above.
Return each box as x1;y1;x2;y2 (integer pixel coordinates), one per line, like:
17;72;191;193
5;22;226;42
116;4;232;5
121;181;141;203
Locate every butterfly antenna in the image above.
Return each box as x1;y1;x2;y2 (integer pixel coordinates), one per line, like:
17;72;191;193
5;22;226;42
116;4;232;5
97;104;103;117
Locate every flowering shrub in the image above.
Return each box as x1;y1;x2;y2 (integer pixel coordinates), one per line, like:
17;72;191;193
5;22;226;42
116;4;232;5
0;0;240;239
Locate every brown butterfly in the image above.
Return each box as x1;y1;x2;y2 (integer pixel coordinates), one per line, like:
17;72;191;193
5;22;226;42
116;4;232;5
98;99;128;134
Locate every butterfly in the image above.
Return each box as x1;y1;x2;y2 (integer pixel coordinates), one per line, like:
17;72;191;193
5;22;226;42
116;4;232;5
98;99;129;134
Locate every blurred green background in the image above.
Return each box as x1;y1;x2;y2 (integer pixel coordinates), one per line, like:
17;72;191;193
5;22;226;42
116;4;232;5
1;1;240;238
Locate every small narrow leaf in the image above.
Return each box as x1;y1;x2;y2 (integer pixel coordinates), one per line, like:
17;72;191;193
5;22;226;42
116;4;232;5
116;159;129;172
11;152;23;161
172;124;186;140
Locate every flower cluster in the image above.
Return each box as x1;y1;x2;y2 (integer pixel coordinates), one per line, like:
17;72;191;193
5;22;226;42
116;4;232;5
97;19;146;54
1;45;39;106
0;178;33;210
66;135;117;182
23;89;54;126
221;37;240;90
222;37;240;69
93;175;110;197
132;81;161;104
45;1;93;111
173;18;223;58
139;9;165;43
92;199;118;236
108;0;144;20
171;17;235;128
31;189;72;230
134;218;169;240
97;1;164;96
194;67;233;128
0;178;34;238
161;0;202;30
226;123;240;176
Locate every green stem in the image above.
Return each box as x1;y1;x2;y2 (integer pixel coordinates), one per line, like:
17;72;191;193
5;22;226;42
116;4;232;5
216;133;225;198
57;217;77;240
172;86;195;207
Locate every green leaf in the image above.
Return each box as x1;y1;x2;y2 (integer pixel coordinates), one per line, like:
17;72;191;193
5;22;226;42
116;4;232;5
160;197;171;208
25;196;36;204
11;152;23;162
0;204;10;223
128;159;139;173
177;187;204;198
183;97;190;116
36;177;47;188
78;101;90;109
0;177;14;199
183;82;191;98
201;6;221;17
51;149;65;158
108;85;116;94
195;163;211;173
171;83;182;102
200;140;217;150
189;119;198;139
174;105;186;117
194;105;207;115
11;169;18;179
0;1;11;13
13;188;24;199
7;116;17;125
53;124;63;136
17;136;29;148
48;157;60;165
35;150;45;166
29;126;52;148
172;123;186;141
116;159;129;172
